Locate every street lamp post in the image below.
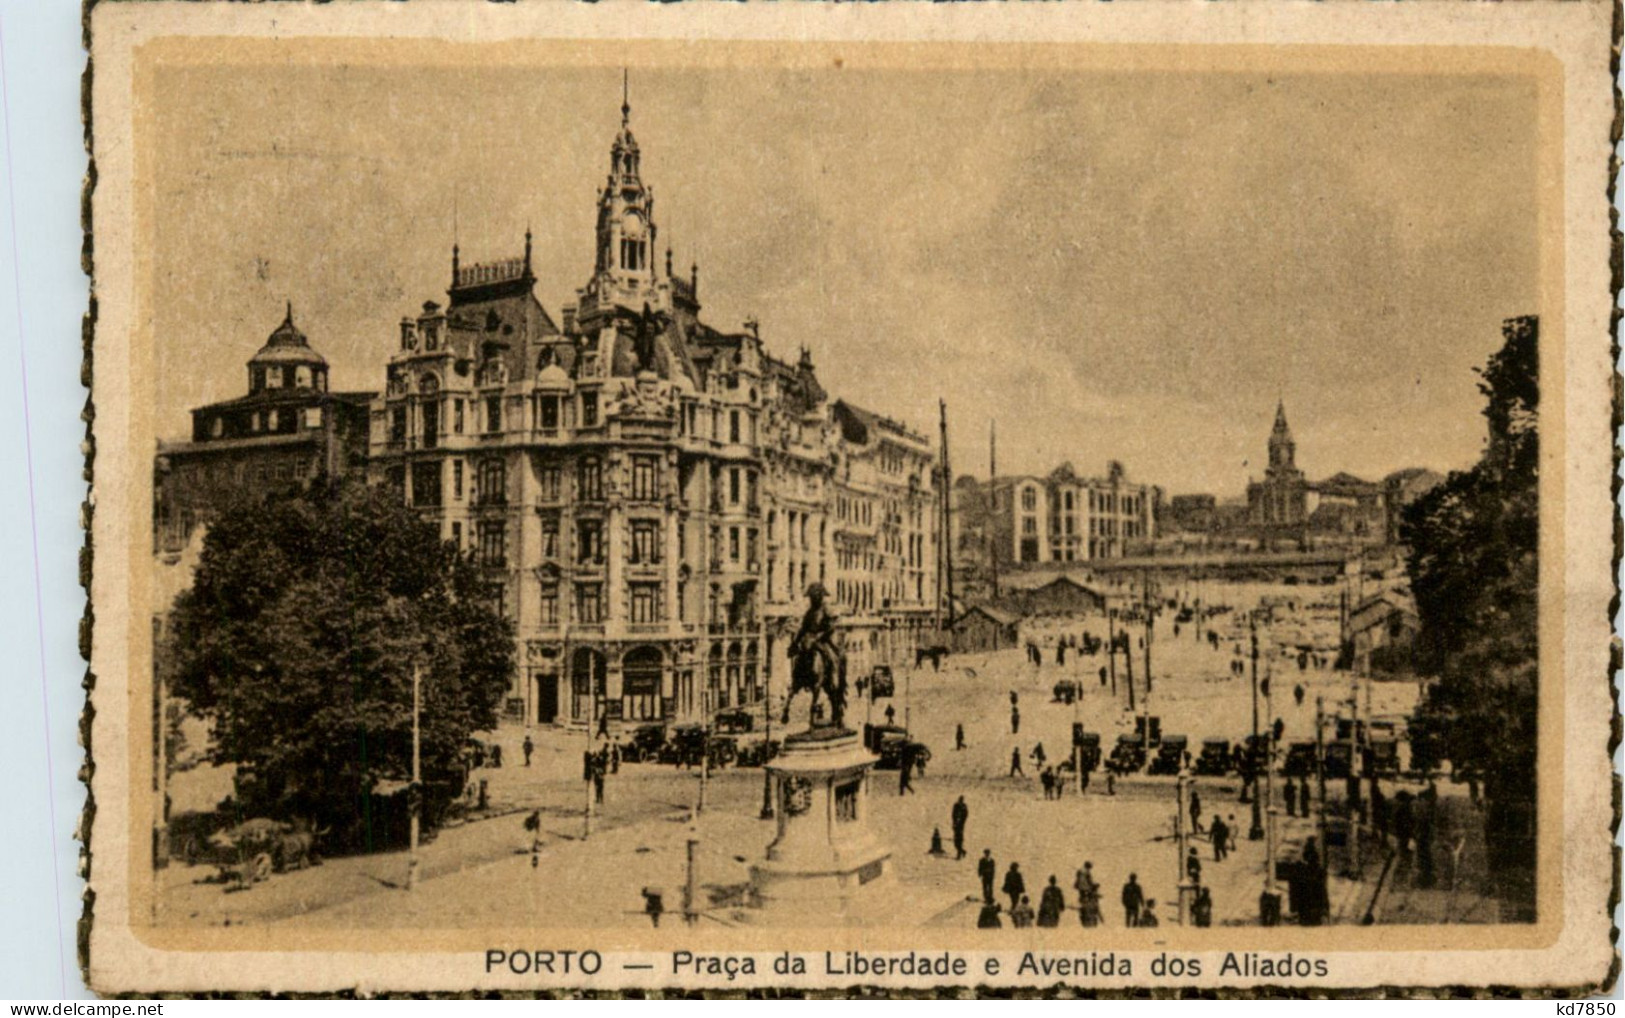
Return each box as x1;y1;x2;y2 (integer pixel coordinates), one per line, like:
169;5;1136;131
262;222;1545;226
760;631;774;820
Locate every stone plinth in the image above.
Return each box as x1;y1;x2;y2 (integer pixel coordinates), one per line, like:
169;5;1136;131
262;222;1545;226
746;728;894;925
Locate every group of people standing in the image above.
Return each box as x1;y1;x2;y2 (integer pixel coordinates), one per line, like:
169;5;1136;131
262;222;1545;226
976;854;1128;928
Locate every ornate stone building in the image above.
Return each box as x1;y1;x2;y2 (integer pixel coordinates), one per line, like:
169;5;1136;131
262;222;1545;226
368;94;938;727
962;461;1157;572
153;307;373;560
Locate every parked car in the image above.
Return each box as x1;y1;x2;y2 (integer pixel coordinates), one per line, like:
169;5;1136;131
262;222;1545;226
1195;738;1233;776
715;709;755;735
661;725;709;767
1369;738;1401;778
1108;733;1146;775
1282;741;1317;777
735;738;781;768
875;732;930;772
203;817;289;889
620;724;667;764
1072;729;1102;773
1148;734;1188;775
1323;741;1353;780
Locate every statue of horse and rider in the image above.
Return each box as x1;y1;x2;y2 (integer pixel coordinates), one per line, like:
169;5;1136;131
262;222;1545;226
783;583;848;731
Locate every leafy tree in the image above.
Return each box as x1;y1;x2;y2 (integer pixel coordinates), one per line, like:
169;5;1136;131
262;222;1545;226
166;480;514;848
1400;315;1538;914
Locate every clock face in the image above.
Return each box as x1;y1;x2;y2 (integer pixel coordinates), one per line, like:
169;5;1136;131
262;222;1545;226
622;212;644;239
782;777;813;816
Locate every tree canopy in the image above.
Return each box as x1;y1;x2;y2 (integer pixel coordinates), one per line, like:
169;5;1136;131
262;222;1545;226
166;480;514;843
1400;315;1538;907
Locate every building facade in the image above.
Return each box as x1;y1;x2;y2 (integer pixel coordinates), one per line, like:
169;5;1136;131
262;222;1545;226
153;306;374;561
367;96;938;727
968;461;1156;571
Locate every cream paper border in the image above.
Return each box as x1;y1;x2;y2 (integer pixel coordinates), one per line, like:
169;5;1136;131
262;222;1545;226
85;0;1615;994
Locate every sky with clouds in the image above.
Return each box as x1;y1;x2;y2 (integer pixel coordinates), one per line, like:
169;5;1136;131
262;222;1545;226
147;57;1540;497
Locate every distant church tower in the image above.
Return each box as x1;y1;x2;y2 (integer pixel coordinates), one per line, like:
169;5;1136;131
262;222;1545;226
1249;400;1308;528
1267;400;1297;473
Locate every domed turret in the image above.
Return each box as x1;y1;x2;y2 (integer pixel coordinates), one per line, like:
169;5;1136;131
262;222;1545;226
248;303;329;393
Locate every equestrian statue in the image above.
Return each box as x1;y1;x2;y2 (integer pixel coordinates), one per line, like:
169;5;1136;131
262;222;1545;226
783;582;848;731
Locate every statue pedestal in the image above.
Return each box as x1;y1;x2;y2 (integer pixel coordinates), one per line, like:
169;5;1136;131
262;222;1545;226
746;727;893;925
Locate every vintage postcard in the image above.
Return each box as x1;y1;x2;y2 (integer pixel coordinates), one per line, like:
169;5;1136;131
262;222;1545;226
84;0;1616;995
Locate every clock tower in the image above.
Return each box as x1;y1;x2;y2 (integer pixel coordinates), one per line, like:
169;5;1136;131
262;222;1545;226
575;73;667;331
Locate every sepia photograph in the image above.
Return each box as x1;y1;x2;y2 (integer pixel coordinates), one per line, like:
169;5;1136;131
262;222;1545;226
82;0;1615;996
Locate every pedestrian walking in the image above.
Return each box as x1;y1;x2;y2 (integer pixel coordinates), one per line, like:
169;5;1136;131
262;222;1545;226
1106;770;1116;796
1293;683;1305;707
1040;767;1054;800
898;745;917;795
1038;876;1066;927
523;734;535;767
951;796;969;860
956;723;966;751
976;902;1003;928
1210;813;1229;860
1273;717;1285;744
1002;862;1027;913
885;704;896;727
1190;788;1204;835
593;764;605;805
1010;747;1024;777
1121;873;1144;927
978;849;997;902
1227;815;1240;855
1011;706;1021;735
491;743;504;768
1032;741;1047;770
1186;847;1202;886
610;742;620;774
1140;899;1160;927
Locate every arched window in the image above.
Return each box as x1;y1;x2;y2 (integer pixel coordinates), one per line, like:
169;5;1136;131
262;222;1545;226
622;646;663;721
726;642;743;709
570;648;606;723
706;643;723;714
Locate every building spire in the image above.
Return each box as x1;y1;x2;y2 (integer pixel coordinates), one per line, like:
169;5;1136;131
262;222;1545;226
621;68;630;127
284;300;294;326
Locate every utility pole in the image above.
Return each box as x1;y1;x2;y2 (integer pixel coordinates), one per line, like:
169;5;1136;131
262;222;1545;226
1248;614;1264;841
1315;694;1329;896
987;420;999;601
684;825;699;926
1107;608;1118;698
408;661;422;890
697;715;712;815
1142;570;1154;696
583;685;595;840
1262;666;1281;924
1175;767;1195;925
939;400;954;631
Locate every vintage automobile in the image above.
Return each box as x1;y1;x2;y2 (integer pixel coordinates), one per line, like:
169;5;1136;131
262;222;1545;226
1195;738;1233;776
1072;729;1103;773
714;709;755;735
1323;741;1354;780
1369;737;1401;778
619;723;668;764
660;725;709;768
874;731;930;772
1051;679;1081;703
1282;740;1318;777
707;735;739;770
1148;734;1188;775
734;738;781;768
202;817;290;889
1107;733;1147;775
